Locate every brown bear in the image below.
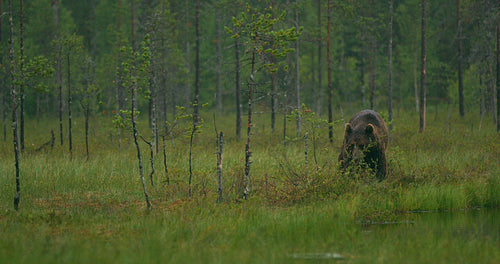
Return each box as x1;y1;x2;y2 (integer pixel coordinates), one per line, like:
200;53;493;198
338;110;388;179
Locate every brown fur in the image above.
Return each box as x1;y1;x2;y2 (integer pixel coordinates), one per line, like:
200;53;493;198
338;110;388;179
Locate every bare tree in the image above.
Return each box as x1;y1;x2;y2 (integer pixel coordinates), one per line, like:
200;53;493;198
420;0;427;133
19;0;25;151
235;38;242;139
115;0;124;148
271;55;277;132
0;0;4;142
316;0;323;115
457;0;465;117
327;0;333;143
369;37;377;110
67;43;73;157
497;21;500;132
215;8;223;115
216;132;223;203
188;0;201;197
9;0;21;211
131;77;151;210
295;0;301;134
184;0;191;107
52;0;64;146
388;0;394;132
131;0;137;50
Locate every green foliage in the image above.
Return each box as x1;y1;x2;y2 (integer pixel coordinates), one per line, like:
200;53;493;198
117;35;152;105
22;55;54;93
226;3;301;74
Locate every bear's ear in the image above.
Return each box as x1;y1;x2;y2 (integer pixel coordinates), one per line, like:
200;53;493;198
345;123;352;134
365;124;374;134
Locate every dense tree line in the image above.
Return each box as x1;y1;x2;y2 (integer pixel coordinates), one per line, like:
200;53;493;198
1;0;499;139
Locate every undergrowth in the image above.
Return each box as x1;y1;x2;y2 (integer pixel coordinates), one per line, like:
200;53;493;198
0;110;499;263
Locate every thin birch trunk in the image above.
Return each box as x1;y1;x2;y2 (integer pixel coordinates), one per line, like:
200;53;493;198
19;0;24;152
115;0;123;148
327;0;333;143
414;49;419;113
216;132;223;203
188;0;201;197
235;38;241;138
271;55;277;132
457;0;465;117
184;0;191;107
131;0;136;50
10;0;21;211
388;0;393;132
243;43;256;200
132;82;151;209
162;135;169;185
85;101;89;160
316;0;322;115
215;8;222;115
67;48;73;157
53;0;63;146
141;136;155;187
496;21;500;132
420;0;427;133
295;0;301;134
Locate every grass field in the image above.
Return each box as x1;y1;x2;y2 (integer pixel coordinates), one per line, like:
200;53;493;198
0;109;499;263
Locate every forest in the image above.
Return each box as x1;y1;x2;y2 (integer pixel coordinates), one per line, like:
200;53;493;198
0;0;498;137
0;0;499;263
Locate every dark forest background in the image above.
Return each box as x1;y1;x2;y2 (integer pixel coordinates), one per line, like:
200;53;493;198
1;0;499;138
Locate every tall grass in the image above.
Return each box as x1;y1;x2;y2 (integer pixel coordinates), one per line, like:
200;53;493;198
0;109;498;263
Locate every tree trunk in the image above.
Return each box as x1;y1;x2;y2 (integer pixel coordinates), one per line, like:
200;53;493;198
132;81;151;209
457;0;464;117
216;131;223;203
243;41;257;200
0;1;2;137
130;0;136;50
388;0;393;132
496;21;500;132
193;0;200;125
360;42;366;108
53;0;63;146
115;0;123;148
149;37;158;153
58;48;63;146
327;0;333;143
184;0;191;107
316;0;322;115
19;0;24;152
414;49;419;113
295;0;301;134
189;0;201;197
420;0;427;133
235;38;242;139
9;0;21;211
85;101;89;161
215;8;222;115
162;135;169;185
67;48;73;157
369;37;377;110
271;56;277;132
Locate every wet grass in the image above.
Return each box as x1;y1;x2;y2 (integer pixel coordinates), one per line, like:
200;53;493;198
0;110;499;263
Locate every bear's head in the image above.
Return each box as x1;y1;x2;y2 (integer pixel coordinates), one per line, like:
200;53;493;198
343;123;378;162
